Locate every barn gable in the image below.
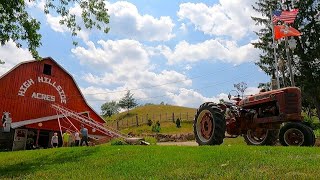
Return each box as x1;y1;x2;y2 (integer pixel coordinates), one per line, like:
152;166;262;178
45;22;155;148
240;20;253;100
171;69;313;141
0;57;112;150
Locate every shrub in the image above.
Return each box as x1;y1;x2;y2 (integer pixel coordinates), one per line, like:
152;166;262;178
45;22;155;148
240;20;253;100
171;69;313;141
152;121;161;133
110;138;128;145
176;118;181;128
314;129;320;138
303;116;320;129
147;119;153;126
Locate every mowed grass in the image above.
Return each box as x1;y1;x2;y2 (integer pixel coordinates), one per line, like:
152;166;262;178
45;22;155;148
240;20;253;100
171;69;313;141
1;144;320;179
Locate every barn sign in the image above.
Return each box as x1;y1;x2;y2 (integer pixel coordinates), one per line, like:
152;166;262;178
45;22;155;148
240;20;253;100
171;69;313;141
18;76;67;103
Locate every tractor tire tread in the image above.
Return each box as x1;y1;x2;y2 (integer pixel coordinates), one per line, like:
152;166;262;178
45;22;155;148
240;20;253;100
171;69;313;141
279;122;315;146
194;102;226;145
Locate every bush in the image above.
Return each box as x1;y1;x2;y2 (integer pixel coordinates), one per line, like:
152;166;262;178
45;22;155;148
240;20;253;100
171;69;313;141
303;116;320;129
314;129;320;138
152;121;161;133
176;118;181;128
147;119;153;126
110;138;128;145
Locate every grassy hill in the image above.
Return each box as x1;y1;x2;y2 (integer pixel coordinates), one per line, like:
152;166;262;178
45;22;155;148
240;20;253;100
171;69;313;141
106;104;196;121
1;143;320;179
121;121;194;135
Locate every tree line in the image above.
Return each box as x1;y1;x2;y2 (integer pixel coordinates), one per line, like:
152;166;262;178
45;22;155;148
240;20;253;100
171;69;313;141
101;90;138;117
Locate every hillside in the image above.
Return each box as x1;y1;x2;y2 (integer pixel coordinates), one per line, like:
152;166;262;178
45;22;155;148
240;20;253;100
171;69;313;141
104;104;197;130
106;104;196;121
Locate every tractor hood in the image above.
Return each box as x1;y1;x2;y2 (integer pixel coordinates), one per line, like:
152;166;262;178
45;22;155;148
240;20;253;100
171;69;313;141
239;87;301;108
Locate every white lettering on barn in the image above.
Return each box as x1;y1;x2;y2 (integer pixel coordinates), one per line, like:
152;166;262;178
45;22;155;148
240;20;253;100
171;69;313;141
38;77;67;103
18;79;35;96
17;77;67;104
31;92;55;102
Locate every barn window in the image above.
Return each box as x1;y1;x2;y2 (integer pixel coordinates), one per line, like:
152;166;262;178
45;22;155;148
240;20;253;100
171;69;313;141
43;64;52;75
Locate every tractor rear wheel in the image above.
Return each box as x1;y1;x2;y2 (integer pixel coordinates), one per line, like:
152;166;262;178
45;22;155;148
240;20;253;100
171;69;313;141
193;102;226;145
244;129;278;146
279;122;315;146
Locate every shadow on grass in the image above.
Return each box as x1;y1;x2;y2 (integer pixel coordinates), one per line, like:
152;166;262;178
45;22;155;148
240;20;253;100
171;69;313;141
0;147;98;179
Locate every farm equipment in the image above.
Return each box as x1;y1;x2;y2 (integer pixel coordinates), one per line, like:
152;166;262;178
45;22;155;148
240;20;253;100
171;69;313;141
194;87;315;146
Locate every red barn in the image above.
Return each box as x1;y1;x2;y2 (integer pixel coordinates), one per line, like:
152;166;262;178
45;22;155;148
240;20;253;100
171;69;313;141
0;57;113;150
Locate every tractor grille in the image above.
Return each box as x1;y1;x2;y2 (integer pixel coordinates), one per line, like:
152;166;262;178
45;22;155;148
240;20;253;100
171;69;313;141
285;93;300;114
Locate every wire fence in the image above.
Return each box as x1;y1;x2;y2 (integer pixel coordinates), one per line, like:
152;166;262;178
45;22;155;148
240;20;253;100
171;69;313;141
105;112;195;130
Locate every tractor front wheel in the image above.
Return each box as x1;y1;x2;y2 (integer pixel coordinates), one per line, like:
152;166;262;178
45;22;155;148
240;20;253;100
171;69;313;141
279;122;315;146
244;129;278;146
193;102;226;145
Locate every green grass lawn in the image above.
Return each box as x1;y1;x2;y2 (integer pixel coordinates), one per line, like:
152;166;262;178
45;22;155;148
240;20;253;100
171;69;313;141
1;143;320;179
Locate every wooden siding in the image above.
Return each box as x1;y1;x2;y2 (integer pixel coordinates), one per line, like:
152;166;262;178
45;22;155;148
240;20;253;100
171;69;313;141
0;57;107;136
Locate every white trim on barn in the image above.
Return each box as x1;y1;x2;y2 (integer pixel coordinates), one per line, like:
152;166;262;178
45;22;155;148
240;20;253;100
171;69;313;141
11;111;90;129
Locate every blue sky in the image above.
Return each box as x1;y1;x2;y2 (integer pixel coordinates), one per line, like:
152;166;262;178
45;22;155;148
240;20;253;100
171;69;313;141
0;0;270;112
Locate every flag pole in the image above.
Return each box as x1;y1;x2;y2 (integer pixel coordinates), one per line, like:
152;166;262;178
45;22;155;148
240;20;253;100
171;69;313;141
285;35;295;87
270;9;280;89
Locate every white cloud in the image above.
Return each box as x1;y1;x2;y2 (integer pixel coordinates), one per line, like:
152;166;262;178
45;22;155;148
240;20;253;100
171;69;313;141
185;64;192;70
72;39;150;72
45;14;69;33
177;0;262;39
25;0;36;7
167;88;229;107
161;39;260;65
41;1;175;42
179;23;188;33
44;11;90;41
36;0;45;11
244;87;260;96
80;86;124;102
0;41;33;76
106;1;175;41
72;39;192;107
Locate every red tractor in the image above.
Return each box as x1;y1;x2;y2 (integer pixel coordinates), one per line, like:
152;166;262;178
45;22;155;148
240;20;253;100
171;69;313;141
194;87;315;146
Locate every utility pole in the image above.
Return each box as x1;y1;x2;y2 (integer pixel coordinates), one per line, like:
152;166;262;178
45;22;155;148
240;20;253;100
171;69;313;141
234;82;247;99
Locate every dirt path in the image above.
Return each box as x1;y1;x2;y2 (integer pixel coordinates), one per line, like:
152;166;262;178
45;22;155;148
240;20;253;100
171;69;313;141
157;141;198;146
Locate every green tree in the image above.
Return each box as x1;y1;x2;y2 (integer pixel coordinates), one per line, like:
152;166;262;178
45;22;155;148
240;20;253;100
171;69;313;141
294;0;320;120
101;101;119;117
252;0;320;120
118;90;138;113
0;0;110;60
258;82;271;91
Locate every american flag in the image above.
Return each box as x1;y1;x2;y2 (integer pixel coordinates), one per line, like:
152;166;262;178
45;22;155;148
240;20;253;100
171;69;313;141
272;9;299;24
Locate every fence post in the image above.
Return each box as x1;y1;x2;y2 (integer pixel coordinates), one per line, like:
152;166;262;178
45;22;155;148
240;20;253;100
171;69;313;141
116;120;119;130
172;113;175;123
136;115;139;126
187;112;188;122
